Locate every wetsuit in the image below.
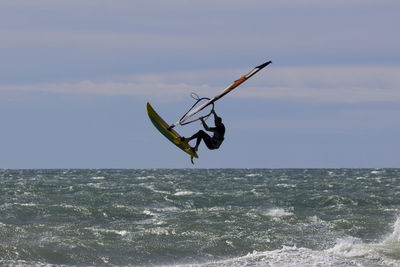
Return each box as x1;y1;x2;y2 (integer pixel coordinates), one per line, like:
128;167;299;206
190;119;225;150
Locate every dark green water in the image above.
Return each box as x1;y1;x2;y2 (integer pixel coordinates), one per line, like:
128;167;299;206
0;169;399;266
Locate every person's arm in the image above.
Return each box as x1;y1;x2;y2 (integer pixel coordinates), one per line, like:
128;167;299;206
201;117;219;133
212;109;222;121
200;117;210;131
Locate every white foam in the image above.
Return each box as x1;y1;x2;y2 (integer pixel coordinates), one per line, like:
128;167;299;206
384;217;400;244
174;217;400;267
0;260;65;267
141;184;169;195
245;173;261;177
264;208;293;217
145;227;175;236
90;176;104;180
276;183;296;188
375;217;400;260
19;203;38;207
86;182;105;189
182;246;361;267
143;209;155;216
84;227;129;237
174;190;195;196
308;215;323;223
327;217;400;266
137;175;155;180
155;206;180;212
327;237;372;258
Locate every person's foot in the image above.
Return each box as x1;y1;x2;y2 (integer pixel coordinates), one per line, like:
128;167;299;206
180;136;189;142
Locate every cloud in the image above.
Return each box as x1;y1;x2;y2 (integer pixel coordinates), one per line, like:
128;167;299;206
2;65;399;103
2;1;399;56
239;65;400;102
1;0;399;85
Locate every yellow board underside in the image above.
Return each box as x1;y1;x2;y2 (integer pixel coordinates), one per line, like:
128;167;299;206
146;102;198;160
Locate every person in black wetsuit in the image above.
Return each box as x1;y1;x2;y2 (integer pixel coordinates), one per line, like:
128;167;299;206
182;109;225;152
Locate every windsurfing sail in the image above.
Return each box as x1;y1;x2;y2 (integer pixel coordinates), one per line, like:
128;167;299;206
168;60;272;129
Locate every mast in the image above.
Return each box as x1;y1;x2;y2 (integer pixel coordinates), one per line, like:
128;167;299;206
169;60;272;129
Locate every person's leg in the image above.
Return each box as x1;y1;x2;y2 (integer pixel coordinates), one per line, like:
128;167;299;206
188;130;212;151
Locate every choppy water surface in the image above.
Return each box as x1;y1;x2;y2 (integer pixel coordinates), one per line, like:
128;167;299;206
0;169;399;266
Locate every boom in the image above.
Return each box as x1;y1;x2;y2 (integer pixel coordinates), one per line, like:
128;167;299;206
169;60;272;129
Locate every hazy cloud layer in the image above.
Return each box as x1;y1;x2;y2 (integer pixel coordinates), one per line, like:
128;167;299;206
1;0;399;84
2;66;399;103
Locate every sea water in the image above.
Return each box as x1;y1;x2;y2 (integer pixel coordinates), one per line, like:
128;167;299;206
0;169;399;266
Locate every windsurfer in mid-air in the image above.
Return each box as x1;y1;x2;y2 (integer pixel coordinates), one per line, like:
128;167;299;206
181;109;225;153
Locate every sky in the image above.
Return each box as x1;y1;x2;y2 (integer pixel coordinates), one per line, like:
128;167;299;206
1;0;399;168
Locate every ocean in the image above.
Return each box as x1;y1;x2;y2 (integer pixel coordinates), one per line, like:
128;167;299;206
0;169;399;266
